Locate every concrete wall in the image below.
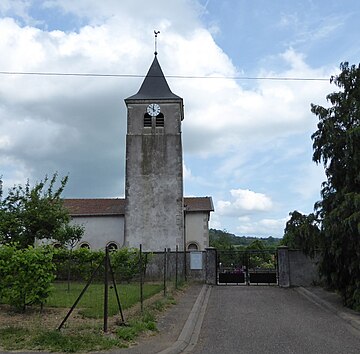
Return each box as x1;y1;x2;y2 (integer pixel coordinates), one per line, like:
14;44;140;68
185;212;210;250
288;249;320;286
278;246;320;287
124;101;184;251
70;215;124;250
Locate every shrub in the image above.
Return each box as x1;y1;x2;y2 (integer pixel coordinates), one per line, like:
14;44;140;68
110;248;141;282
0;244;55;311
53;247;103;281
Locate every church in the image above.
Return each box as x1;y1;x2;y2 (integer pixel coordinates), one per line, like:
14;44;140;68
64;53;214;252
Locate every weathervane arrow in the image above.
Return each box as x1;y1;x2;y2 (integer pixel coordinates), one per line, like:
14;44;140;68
154;30;160;55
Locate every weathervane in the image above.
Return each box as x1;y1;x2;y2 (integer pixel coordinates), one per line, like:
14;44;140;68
154;30;160;55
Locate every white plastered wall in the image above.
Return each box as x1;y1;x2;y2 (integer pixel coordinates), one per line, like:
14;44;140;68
70;215;124;250
185;212;209;251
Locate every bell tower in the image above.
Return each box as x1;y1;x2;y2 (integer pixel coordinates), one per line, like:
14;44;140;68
124;54;184;251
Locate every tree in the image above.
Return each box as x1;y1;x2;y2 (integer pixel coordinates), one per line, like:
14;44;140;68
55;224;85;250
209;229;234;250
0;173;70;248
246;239;265;251
282;210;320;257
311;62;360;310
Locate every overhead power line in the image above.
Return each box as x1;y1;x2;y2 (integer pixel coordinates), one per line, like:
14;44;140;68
0;70;329;82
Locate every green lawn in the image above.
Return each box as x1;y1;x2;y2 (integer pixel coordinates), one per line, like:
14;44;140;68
47;281;163;318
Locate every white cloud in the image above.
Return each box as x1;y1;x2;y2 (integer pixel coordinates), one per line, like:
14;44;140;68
209;213;222;230
0;0;31;20
236;217;289;238
180;47;334;159
0;0;349;236
293;162;325;201
42;0;202;32
183;163;192;181
217;189;273;217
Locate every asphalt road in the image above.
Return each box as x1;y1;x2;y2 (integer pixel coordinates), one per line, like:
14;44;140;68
191;286;360;354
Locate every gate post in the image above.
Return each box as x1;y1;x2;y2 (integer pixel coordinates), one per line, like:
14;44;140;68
205;247;217;285
277;246;290;287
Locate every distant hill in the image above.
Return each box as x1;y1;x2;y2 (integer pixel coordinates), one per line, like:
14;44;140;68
209;228;281;249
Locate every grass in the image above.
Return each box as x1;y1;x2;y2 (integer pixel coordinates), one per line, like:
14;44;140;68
0;281;184;352
0;326;127;352
117;311;157;341
47;281;163;318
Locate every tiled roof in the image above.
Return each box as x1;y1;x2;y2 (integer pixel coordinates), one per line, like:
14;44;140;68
63;198;125;216
184;197;214;212
63;197;213;216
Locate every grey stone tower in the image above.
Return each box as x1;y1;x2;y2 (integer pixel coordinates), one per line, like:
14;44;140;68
124;55;184;251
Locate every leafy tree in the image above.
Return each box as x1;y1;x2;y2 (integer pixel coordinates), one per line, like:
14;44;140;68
245;239;277;269
311;62;360;309
209;229;234;250
246;239;265;251
282;210;320;257
54;224;85;291
209;229;281;249
0;173;70;248
55;224;85;250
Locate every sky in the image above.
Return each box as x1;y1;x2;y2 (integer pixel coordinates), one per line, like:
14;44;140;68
0;0;359;238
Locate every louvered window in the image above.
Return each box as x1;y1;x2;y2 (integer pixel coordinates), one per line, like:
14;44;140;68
156;113;164;127
144;113;152;127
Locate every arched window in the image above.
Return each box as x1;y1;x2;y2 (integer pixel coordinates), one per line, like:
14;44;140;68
187;242;199;251
107;242;118;251
79;242;91;250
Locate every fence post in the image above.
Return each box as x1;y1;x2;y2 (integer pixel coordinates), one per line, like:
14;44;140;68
67;250;72;292
277;246;290;287
183;249;187;282
205;247;217;285
108;256;125;323
175;245;178;289
139;244;144;313
163;248;167;297
103;246;109;332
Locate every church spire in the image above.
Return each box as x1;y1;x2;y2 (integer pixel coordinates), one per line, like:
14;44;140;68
125;54;182;101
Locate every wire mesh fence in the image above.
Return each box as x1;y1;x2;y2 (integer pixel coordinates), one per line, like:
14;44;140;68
51;245;191;331
0;243;205;333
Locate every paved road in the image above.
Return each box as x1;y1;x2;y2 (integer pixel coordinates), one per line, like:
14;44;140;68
191;286;360;354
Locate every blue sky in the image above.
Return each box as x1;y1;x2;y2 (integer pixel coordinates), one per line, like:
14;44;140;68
0;0;359;238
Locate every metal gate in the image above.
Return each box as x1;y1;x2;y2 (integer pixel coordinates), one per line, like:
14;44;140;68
217;249;278;285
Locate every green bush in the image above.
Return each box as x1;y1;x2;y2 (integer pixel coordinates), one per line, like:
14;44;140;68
53;248;104;281
0;244;55;311
110;248;141;282
52;247;148;283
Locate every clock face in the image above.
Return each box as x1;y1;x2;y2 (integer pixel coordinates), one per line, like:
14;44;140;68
147;103;161;117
